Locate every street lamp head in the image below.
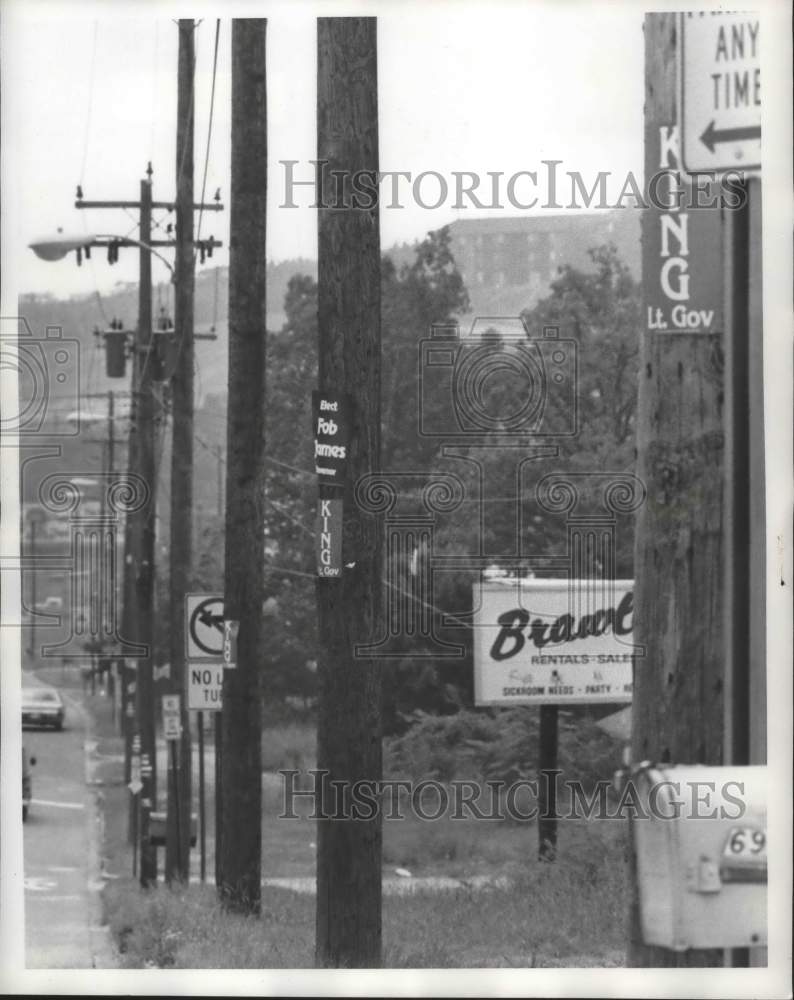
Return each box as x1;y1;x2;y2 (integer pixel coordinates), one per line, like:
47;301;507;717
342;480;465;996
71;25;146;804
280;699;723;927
28;229;96;262
28;229;174;277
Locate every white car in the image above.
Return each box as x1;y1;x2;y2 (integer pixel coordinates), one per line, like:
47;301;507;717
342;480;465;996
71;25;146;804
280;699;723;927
22;686;65;730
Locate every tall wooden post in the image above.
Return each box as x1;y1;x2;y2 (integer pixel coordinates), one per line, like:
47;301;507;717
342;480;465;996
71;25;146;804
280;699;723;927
315;16;383;968
219;17;268;915
537;706;558;860
136;172;159;887
166;16;196;885
629;12;755;965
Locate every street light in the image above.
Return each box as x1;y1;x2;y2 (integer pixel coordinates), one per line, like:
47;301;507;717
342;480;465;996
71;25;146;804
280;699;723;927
29;229;175;276
28;229;94;261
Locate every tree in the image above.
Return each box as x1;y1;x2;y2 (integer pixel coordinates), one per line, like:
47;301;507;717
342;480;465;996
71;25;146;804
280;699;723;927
381;225;470;471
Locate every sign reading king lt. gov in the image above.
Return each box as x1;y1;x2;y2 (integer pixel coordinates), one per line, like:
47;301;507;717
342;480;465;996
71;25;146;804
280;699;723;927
680;11;761;173
473;579;635;706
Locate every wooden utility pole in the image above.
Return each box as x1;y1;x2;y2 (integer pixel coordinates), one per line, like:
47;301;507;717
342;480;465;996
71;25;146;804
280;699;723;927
135;172;159;886
166;16;196;885
74;174;221;881
629;12;764;965
107;390;115;475
315;17;383;968
630;12;722;964
219;17;268;915
121;374;140;841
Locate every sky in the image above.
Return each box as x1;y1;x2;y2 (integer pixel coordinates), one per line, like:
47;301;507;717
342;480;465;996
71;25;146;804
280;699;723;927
3;0;646;299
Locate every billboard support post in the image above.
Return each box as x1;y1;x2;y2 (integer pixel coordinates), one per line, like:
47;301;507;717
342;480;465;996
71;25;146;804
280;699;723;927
538;705;559;861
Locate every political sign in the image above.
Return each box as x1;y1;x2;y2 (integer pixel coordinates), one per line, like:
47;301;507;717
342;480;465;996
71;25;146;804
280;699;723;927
312;390;351;482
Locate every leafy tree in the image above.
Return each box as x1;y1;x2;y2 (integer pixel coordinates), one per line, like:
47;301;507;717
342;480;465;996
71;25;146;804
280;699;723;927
381;225;470;471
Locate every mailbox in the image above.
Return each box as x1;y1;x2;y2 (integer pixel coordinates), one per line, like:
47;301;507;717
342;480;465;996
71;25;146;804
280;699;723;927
632;764;766;951
148;810;198;849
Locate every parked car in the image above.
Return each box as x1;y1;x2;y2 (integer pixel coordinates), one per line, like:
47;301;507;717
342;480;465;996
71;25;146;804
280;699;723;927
22;747;36;822
22;686;65;730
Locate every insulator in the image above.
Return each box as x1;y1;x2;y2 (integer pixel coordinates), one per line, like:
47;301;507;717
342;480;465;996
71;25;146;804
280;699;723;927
76;185;84;200
84;245;91;260
76;248;82;267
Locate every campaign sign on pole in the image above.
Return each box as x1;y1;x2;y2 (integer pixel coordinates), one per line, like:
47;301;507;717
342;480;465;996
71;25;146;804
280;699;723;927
473;579;635;706
315;498;343;577
643;98;724;336
161;694;181;741
222;620;240;669
188;662;224;712
312;390;351;483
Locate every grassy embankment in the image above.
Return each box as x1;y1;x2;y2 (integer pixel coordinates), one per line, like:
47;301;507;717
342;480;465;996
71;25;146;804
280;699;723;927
84;688;628;968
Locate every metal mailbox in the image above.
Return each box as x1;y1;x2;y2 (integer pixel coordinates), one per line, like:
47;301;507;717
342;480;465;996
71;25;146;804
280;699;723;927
632;764;767;951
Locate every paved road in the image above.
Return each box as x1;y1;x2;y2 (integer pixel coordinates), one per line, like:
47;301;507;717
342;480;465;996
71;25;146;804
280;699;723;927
22;676;115;968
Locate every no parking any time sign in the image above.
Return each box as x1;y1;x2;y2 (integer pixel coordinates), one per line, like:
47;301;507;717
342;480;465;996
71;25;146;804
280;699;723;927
680;11;761;173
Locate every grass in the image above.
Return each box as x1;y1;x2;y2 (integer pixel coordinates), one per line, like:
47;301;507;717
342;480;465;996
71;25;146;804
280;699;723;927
73;683;629;968
101;832;628;969
261;722;316;774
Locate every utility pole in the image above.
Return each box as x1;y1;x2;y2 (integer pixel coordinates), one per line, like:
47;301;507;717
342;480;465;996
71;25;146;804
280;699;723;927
75;170;222;885
107;390;115;476
28;517;38;657
219;17;268;915
135;171;159;886
166;16;197;885
315;17;383;968
215;446;224;519
629;12;764;965
121;367;140;841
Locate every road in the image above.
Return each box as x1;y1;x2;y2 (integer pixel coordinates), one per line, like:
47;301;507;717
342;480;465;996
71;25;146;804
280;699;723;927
22;675;115;968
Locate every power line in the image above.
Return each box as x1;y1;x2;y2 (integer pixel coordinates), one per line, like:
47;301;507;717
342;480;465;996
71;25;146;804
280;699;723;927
195;19;221;253
79;21;98;184
264;495;313;536
150;21;159;163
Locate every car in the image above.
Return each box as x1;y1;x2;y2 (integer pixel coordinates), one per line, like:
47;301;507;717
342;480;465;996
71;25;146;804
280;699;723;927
22;686;65;730
22;747;36;822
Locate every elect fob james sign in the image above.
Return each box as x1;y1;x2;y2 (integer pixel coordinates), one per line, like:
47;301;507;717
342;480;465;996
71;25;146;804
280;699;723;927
473;579;635;706
312;391;351;482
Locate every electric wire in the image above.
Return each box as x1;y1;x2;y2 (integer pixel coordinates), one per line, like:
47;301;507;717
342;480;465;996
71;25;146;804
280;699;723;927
195;19;220;256
79;21;98;184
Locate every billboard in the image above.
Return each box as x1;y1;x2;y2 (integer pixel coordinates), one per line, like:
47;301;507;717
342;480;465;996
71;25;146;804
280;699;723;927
473;579;635;706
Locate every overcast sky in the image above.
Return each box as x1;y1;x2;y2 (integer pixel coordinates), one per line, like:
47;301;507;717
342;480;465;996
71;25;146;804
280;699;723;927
2;0;650;299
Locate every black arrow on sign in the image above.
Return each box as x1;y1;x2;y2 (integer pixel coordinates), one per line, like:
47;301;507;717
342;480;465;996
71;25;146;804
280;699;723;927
700;120;761;153
198;608;225;632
